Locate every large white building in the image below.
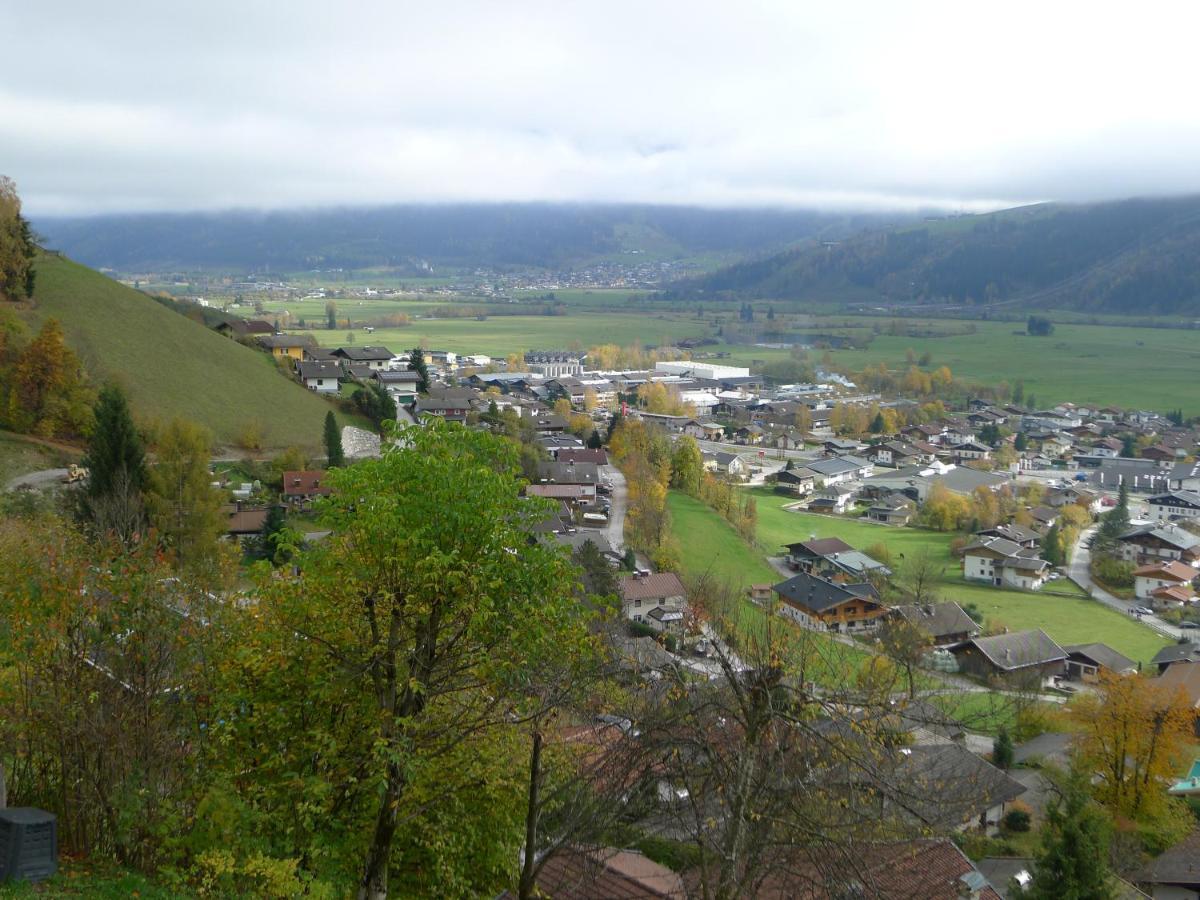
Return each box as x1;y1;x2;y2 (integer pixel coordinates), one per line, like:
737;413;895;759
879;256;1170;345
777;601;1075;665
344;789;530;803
653;361;750;381
525;350;586;377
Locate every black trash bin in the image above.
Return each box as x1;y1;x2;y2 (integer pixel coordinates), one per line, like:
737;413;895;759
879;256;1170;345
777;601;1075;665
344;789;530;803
0;808;57;883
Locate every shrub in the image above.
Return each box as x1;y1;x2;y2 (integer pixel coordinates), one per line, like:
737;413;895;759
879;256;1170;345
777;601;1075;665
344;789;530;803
662;633;678;653
1093;556;1135;589
1003;804;1032;833
628;620;657;639
237;419;265;451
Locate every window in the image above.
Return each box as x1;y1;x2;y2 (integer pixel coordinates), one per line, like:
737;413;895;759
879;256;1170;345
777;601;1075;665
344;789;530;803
634;598;641;607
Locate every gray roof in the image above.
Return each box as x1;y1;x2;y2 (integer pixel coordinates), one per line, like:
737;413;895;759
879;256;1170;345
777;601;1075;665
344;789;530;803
1148;490;1200;508
955;629;1067;671
1138;829;1200;887
1064;642;1137;674
1119;523;1200;551
926;467;1010;495
296;360;341;379
333;345;393;361
890;743;1027;829
772;572;878;613
1151;642;1200;667
893;602;979;641
551;532;618;557
806;455;871;477
977;523;1042;544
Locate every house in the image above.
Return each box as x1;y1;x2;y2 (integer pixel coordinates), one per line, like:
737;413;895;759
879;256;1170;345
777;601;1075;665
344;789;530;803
224;505;269;544
526;484;592;509
258;334;315;361
1169;461;1200;492
330;345;393;371
771;572;886;633
734;423;766;445
806;454;873;485
506;846;686;899
757;839;1002;900
1132;564;1200;607
974;523;1041;549
1148;491;1200;522
773;429;807;451
1118;524;1200;565
892;601;980;646
703;451;747;478
414;396;472;424
866;440;927;468
1151;643;1200;675
806;484;856;514
374;369;421;404
950;441;993;462
556;448;609;466
866;494;915;525
950;630;1068;682
824;437;864;454
1062;643;1137;683
620;572;687;634
888;743;1027;835
961;536;1051;590
783;537;891;581
913;466;1010;501
281;470;331;508
774;466;817;496
1136;828;1200;899
296;360;342;393
215;318;274;338
747;583;774;604
1141;444;1178;463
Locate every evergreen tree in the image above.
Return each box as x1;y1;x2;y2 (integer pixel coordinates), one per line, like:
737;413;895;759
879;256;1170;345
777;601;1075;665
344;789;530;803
622;547;637;571
323;411;345;468
1014;432;1028;452
81;385;147;541
408;347;431;393
586;430;603;450
992;727;1014;770
1121;434;1136;458
766;305;775;321
259;504;293;565
1028;771;1113;899
1041;522;1063;567
869;411;886;434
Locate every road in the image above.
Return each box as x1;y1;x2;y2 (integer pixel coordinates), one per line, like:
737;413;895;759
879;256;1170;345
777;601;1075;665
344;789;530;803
1067;525;1184;641
693;438;819;463
601;464;627;555
5;468;70;491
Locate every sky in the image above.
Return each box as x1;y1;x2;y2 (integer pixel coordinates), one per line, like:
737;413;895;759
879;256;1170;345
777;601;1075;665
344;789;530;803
6;0;1200;216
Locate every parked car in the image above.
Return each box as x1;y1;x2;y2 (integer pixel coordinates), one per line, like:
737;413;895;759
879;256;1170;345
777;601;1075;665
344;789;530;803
1181;621;1200;630
1133;606;1154;616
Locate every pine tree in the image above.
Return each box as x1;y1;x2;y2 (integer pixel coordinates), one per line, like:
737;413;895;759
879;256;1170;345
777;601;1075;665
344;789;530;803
992;727;1014;770
408;347;430;393
259;504;292;565
1041;522;1063;567
870;411;886;434
1028;771;1113;899
80;385;147;541
323;411;345;468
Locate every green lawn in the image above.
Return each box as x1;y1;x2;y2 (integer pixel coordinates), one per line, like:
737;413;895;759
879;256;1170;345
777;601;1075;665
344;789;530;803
667;491;778;587
27;254;360;452
0;860;188;898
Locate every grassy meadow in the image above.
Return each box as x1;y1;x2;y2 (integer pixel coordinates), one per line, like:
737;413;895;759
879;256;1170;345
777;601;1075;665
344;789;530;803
26;254;361;452
667;485;1170;667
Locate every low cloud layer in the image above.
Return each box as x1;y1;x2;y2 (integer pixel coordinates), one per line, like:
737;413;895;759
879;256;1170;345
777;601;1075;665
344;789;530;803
7;1;1200;215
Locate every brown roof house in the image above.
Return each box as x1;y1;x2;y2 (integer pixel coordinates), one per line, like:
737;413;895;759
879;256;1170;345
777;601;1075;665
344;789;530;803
950;630;1067;684
511;846;686;899
620;572;687;635
281;470;332;509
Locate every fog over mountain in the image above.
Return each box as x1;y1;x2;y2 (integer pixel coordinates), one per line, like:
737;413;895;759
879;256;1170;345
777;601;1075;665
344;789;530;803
7;2;1200;215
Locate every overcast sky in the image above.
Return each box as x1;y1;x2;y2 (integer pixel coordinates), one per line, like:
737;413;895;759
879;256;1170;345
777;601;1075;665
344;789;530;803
7;1;1200;216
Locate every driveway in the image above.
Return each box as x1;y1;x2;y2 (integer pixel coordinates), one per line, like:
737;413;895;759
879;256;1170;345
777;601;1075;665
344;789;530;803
1068;525;1183;641
601;464;627;555
5;468;70;491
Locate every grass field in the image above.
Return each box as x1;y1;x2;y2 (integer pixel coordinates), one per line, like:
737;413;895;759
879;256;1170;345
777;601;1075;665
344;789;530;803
300;312;709;358
26;254;361;452
0;431;78;485
673;486;1171;666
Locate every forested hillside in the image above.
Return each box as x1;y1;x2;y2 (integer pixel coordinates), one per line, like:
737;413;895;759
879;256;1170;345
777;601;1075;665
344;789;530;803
672;195;1200;314
35;204;895;272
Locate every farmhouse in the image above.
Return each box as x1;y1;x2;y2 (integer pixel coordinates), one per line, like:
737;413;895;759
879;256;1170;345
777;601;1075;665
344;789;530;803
331;345;393;371
783;537;891;581
1117;523;1200;565
772;572;886;633
950;630;1067;682
961;536;1051;590
1062;643;1137;683
1133;560;1198;605
891;602;980;646
774;466;817;496
281;470;332;509
866;494;915;525
259;333;315;361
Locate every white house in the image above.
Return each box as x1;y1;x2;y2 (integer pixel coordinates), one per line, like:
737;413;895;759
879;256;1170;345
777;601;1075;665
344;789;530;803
296;360;341;393
806;455;872;486
961;536;1051;591
950;441;992;461
704;451;747;478
619;572;688;634
1148;491;1200;522
1133;561;1197;605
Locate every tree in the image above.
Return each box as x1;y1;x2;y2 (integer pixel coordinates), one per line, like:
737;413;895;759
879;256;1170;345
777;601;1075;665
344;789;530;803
1027;770;1113;900
80;384;147;542
1074;671;1194;821
325;300;337;330
992;727;1014;770
1092;480;1131;554
9;318;92;438
876;616;931;699
245;421;585;899
1027;315;1055;337
585;429;603;450
352;383;397;428
869;411;886;434
669;435;703;495
0;176;36;302
323;410;345;467
572;539;618;599
145;418;225;573
1041;522;1064;567
1014;431;1028;452
407;346;431;393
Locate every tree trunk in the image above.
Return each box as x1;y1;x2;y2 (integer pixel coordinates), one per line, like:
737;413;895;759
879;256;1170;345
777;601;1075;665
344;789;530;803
517;729;544;900
358;759;403;900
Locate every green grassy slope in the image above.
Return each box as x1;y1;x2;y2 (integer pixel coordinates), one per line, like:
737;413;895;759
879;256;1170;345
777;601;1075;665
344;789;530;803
25;253;349;450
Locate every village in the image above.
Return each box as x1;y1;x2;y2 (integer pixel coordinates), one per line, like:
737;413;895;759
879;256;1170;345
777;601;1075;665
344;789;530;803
172;328;1200;897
